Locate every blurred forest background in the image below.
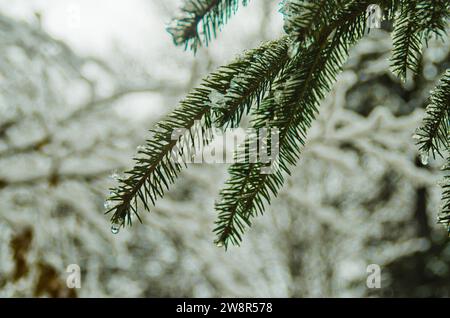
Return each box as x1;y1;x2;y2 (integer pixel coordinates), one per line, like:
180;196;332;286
0;0;449;297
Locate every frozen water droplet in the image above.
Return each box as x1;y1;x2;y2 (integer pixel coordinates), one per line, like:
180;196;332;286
135;145;147;158
420;151;429;165
274;90;284;103
209;90;223;103
104;200;111;210
110;170;120;181
208;90;226;109
412;133;421;141
111;222;121;234
215;240;224;247
288;42;300;58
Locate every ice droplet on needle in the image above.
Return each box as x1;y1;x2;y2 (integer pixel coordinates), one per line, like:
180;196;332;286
111;222;121;234
420;151;429;165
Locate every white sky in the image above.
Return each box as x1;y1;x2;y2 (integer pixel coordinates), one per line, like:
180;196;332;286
0;1;283;120
0;0;282;61
0;0;169;58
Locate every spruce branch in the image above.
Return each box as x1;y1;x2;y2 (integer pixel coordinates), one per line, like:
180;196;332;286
212;37;291;128
281;0;340;41
415;69;450;159
167;0;249;52
214;1;369;248
390;1;449;80
106;38;288;229
106;0;450;245
417;0;450;43
390;0;422;81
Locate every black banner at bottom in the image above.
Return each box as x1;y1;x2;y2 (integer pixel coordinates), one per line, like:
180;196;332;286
0;298;446;316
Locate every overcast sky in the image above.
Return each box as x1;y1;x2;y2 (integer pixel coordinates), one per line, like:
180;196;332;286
0;1;283;120
0;0;168;57
0;0;283;62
